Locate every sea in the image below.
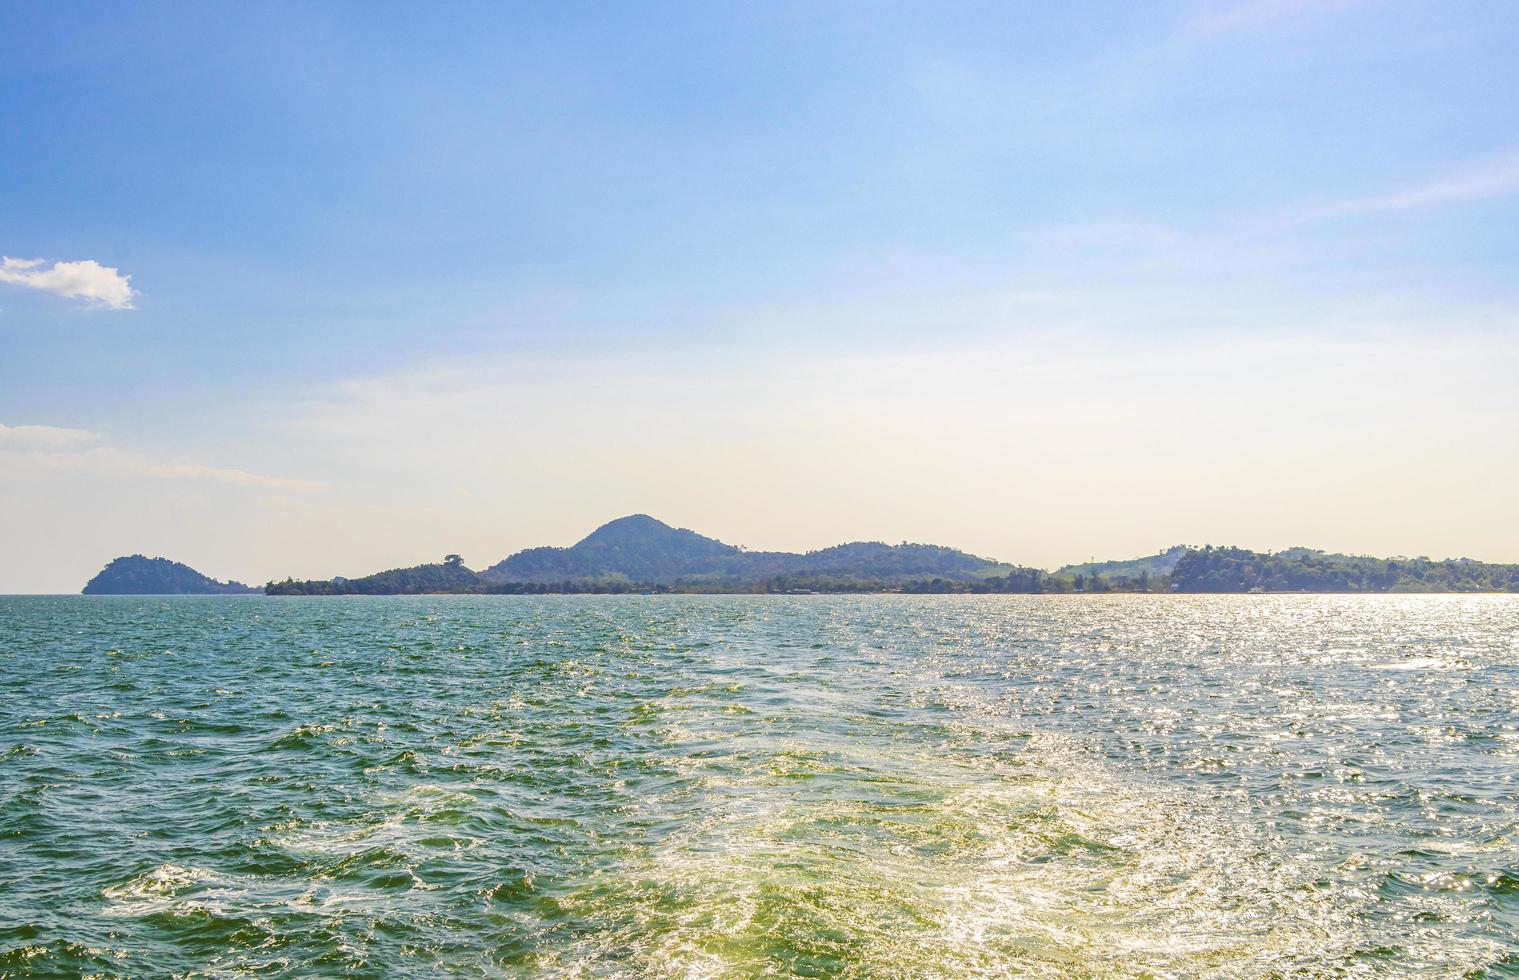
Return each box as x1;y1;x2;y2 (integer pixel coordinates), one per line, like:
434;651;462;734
1;594;1516;977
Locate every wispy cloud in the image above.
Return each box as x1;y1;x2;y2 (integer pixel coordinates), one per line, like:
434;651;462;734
0;422;100;448
0;256;136;310
84;449;329;490
0;422;325;490
1305;155;1519;221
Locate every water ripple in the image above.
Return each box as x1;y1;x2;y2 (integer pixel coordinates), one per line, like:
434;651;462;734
1;594;1516;976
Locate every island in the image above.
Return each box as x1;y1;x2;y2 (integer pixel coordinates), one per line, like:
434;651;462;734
257;515;1519;595
82;516;1519;595
82;555;260;595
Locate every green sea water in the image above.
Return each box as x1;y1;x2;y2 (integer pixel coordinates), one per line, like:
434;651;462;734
1;595;1516;977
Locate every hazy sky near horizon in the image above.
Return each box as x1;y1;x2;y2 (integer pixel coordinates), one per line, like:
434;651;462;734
3;1;1518;592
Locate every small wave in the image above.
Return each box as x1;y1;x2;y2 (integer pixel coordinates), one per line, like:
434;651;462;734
1368;656;1470;671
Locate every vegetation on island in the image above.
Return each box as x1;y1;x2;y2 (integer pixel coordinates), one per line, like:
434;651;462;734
1054;545;1190;582
1165;546;1519;593
475;515;1015;586
82;555;259;595
91;515;1519;596
263;519;1519;596
267;554;482;595
265;516;1052;595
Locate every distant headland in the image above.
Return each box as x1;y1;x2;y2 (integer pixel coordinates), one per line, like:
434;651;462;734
83;514;1519;595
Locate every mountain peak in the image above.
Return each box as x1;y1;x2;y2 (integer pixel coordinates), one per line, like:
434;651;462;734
575;514;676;547
484;514;742;583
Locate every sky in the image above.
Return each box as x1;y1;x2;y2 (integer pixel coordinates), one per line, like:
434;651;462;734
3;0;1518;592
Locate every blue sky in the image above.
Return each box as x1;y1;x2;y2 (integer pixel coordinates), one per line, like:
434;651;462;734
3;1;1518;590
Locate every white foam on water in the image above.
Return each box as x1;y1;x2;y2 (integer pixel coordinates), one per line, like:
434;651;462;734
531;730;1367;977
1368;656;1469;671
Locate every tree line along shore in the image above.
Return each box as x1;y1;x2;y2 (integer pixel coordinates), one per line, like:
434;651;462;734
82;515;1519;595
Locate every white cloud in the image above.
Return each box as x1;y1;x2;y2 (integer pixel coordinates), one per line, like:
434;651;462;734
0;256;136;310
0;422;325;491
0;423;100;448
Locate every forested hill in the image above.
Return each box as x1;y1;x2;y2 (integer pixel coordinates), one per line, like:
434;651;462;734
1167;546;1519;593
266;555;481;596
482;515;749;583
1054;545;1190;581
148;517;1519;596
263;521;1519;595
82;556;259;595
480;514;1024;586
269;515;1030;593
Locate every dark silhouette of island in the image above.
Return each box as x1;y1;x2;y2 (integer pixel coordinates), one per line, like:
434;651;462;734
82;555;259;595
252;514;1519;595
82;516;1519;595
480;514;1021;585
267;515;1044;595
